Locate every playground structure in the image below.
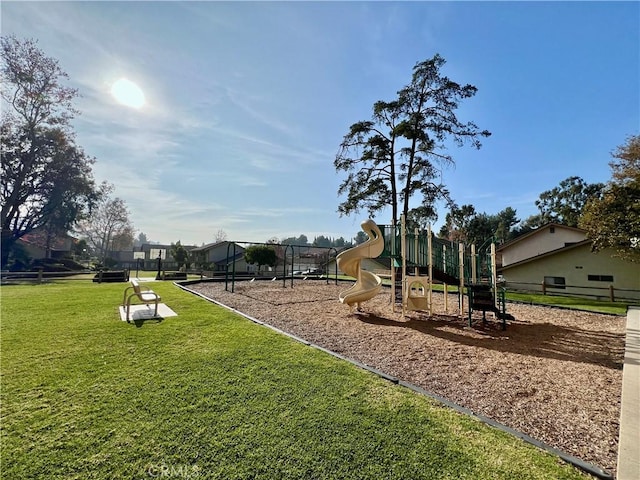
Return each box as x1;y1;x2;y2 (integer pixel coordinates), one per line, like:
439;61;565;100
336;219;384;311
217;217;512;329
338;216;512;329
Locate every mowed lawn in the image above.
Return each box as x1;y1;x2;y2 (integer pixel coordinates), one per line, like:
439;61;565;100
1;281;592;479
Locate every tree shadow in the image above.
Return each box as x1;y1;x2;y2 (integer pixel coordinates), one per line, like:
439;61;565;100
356;312;625;369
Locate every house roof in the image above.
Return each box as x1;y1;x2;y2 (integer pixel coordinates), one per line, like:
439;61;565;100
190;241;243;253
18;229;77;251
499;239;592;271
497;223;587;252
214;252;246;265
140;243;198;251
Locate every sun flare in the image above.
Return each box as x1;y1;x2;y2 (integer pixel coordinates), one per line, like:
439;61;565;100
111;78;145;109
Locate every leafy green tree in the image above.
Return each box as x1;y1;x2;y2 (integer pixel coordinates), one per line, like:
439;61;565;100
169;241;191;269
580;135;640;262
280;235;308;246
466;213;498;246
406;205;439;233
335;54;490;227
72;239;89;257
244;245;277;274
610;134;640;184
439;204;477;241
264;238;284;268
1;36;101;267
134;232;149;248
493;207;519;244
533;176;604;227
512;214;545;236
313;235;332;247
71;238;91;267
354;231;368;245
440;205;519;245
6;241;30;271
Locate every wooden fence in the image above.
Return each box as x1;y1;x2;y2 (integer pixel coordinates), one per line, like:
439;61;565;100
505;280;640;303
1;269;94;284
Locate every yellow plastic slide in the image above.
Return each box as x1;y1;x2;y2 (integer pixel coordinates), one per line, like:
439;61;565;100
337;219;384;309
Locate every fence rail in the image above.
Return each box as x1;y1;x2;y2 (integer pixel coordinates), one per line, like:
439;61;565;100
505;280;640;303
3;269;639;304
1;269;95;284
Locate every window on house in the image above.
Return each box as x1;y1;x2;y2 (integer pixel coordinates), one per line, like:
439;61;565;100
544;276;565;289
549;226;555;233
588;274;614;282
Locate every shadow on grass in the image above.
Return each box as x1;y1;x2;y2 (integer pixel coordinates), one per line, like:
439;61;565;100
356;312;625;369
131;317;163;328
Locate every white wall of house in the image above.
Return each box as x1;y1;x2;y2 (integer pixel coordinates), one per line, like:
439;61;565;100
502;244;640;301
501;225;587;267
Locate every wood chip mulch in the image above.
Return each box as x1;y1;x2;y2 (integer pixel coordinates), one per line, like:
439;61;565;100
187;280;625;474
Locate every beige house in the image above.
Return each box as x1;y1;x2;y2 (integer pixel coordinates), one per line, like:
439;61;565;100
499;224;587;266
498;224;639;302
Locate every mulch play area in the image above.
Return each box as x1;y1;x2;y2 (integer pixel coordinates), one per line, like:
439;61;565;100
187;279;625;474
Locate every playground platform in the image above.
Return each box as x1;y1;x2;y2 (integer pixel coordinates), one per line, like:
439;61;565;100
617;306;640;480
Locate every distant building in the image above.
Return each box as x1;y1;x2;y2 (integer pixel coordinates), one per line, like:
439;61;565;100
190;241;252;273
17;229;76;260
497;223;639;301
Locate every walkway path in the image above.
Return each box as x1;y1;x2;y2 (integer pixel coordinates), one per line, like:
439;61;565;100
617;306;639;480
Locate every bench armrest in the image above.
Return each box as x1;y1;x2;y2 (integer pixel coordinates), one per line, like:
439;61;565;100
125;290;161;305
122;285;136;305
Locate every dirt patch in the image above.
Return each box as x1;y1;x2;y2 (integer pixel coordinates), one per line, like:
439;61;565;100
187;279;625;473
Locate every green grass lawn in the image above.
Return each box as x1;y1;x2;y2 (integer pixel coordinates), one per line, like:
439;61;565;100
1;281;594;479
503;291;630;315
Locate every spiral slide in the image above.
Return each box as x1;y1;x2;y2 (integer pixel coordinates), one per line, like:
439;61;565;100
337;219;384;310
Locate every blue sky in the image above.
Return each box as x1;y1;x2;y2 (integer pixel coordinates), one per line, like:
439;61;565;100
2;1;638;245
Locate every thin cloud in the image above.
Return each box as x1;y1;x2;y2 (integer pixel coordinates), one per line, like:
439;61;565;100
226;88;299;138
3;1;637;245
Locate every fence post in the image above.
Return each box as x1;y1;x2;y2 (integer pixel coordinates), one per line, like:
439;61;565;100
37;268;43;284
609;285;615;302
541;281;546;295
